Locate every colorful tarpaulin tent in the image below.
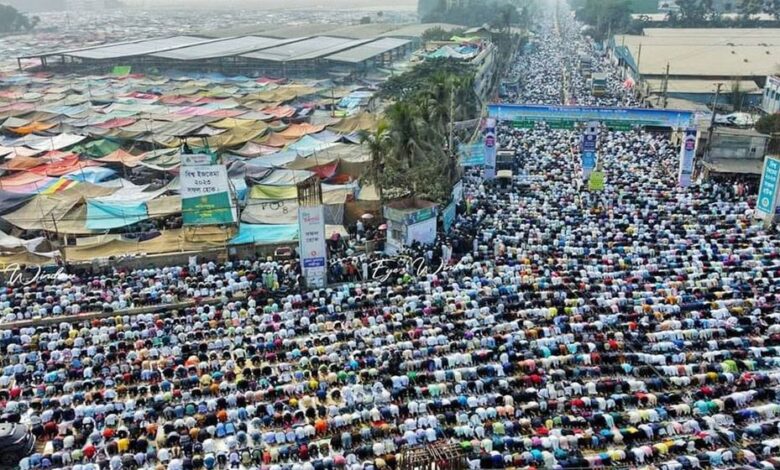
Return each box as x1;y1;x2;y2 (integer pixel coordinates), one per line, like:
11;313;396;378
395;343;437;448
254;169;314;186
229;223;298;245
72;139;122;158
95;149;145;167
233;142;279;157
0;190;35;215
8;121;57;135
64;166;118;183
29;155;102;176
287;135;337;155
86;200;148;230
278;123;325;139
327;112;378;134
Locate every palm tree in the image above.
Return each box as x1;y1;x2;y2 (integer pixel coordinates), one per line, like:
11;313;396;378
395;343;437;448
359;120;391;205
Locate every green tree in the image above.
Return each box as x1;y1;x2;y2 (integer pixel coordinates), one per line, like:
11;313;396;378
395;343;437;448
576;0;633;40
421;26;466;42
738;0;763;18
673;0;715;25
373;61;478;204
729;79;745;111
0;4;35;33
359;121;392;205
766;0;780;19
756;113;780;135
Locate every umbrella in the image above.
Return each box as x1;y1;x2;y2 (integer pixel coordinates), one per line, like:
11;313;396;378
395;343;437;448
361;213;374;220
378;224;387;230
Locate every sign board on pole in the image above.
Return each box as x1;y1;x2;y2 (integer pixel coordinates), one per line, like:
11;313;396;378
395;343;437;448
442;201;457;233
458;143;485;166
180;165;237;225
588;171;605;191
483;118;497;180
297;205;327;288
756;155;780;222
581;121;598;179
678;128;697;187
181;153;218;166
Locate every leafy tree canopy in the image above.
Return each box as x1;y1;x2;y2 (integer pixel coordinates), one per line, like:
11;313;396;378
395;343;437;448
756;114;780;136
420;0;523;28
0;5;38;33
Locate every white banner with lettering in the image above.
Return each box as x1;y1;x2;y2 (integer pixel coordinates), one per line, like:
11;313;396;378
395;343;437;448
298;205;328;288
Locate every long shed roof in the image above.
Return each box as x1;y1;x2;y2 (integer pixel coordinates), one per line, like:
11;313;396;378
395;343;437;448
64;36;213;60
325;38;411;64
150;36;301;60
242;36;372;62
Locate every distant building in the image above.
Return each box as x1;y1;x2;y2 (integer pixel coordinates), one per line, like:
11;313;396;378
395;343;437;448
701;127;771;177
763;75;780;115
609;28;779;110
663;0;767;12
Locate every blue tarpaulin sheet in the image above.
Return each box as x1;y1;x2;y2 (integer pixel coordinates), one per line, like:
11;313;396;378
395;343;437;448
86;200;148;230
65;167;118;183
230;224;298;245
231;177;248;201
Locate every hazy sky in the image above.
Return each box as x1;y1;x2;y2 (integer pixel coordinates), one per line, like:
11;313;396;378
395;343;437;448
124;0;418;10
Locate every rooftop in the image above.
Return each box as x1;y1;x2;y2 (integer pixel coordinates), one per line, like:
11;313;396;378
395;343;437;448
325;38;411;64
377;23;466;38
242;36;372;62
644;78;762;94
59;36;214;60
150;36;300;60
613;29;780;77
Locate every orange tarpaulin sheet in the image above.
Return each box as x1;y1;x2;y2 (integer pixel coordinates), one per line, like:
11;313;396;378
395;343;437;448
0;151;72;171
258;132;296;148
95;149;145;167
8;121;57;135
278;123;325;139
0;155;42;171
28;155;102;176
0;171;52;187
263;106;296;119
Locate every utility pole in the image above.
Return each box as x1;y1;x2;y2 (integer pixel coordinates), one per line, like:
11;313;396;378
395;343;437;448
636;43;642;72
448;79;455;155
707;82;724;156
662;62;670;109
635;43;643;101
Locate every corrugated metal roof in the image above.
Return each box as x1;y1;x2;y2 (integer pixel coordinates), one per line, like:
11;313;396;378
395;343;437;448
242;36;372;62
325;38;411;64
65;36;213;60
150;36;302;60
615;32;780;77
378;23;466;38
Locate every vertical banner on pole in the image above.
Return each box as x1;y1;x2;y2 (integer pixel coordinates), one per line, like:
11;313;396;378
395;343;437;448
581;121;598;179
483;118;497;180
756;155;780;224
678;128;697;187
298;205;327;288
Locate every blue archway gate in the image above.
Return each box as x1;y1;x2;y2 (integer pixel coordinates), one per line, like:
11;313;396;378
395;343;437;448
487;103;695;130
487;103;697;187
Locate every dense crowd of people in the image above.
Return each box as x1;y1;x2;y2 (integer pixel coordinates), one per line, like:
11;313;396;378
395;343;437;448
3;8;780;470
